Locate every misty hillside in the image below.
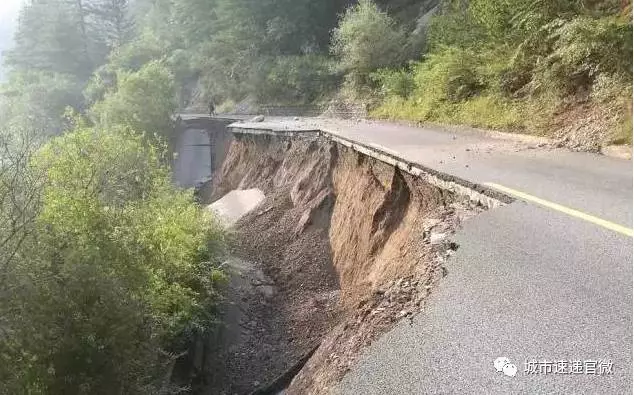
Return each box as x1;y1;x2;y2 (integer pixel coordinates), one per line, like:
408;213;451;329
0;1;21;79
0;27;11;80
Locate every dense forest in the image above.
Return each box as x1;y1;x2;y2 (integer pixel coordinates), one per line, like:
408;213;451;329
2;0;632;140
0;0;631;393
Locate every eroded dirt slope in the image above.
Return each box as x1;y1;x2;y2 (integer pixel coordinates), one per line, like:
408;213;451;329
206;133;484;394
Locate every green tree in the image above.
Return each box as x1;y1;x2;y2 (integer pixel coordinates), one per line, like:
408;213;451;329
531;15;633;95
331;0;407;90
90;61;176;142
7;0;101;79
86;0;135;49
0;127;44;279
0;71;84;134
137;0;344;104
255;55;338;103
0;125;225;393
6;0;134;82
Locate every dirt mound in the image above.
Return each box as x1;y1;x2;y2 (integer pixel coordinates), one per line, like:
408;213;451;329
206;133;483;394
550;103;621;152
207;188;265;226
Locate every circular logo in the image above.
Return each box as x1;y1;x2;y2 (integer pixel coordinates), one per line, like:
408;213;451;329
503;363;518;377
494;357;510;372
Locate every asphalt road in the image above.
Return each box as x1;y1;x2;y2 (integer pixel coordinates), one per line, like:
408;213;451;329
184;115;633;394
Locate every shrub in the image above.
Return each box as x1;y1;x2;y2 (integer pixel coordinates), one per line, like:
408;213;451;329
468;0;517;40
256;55;339;103
0;126;226;393
371;91;524;131
532;16;633;95
331;0;407;88
0;71;84;134
84;65;117;106
412;47;485;104
452;94;524;130
591;73;633;145
216;99;237;114
371;0;632;144
370;68;414;99
426;1;487;50
497;67;532;97
371;46;527;130
107;35;167;73
591;73;632;104
90;61;177;144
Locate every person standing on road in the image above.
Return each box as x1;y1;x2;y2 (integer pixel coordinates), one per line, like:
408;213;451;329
208;99;216;117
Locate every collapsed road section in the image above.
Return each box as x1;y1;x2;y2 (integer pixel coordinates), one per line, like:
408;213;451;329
179;118;511;394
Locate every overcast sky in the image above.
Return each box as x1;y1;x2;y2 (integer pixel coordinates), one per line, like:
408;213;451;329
0;0;24;41
0;0;23;26
0;0;24;78
0;0;24;73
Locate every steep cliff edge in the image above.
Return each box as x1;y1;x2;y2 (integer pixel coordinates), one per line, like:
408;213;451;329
204;132;489;394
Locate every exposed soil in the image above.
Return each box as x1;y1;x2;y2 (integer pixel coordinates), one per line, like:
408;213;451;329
202;133;485;394
225;190;340;394
550;102;622;152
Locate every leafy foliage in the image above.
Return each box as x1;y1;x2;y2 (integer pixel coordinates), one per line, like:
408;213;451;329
372;0;632;143
0;71;84;134
6;0;134;81
0;127;44;275
530;16;633;95
127;0;344;106
255;55;339;103
370;68;414;99
0;126;226;393
331;0;407;89
90;61;177;142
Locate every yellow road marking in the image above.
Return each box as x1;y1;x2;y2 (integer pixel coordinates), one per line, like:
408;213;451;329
484;182;633;237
